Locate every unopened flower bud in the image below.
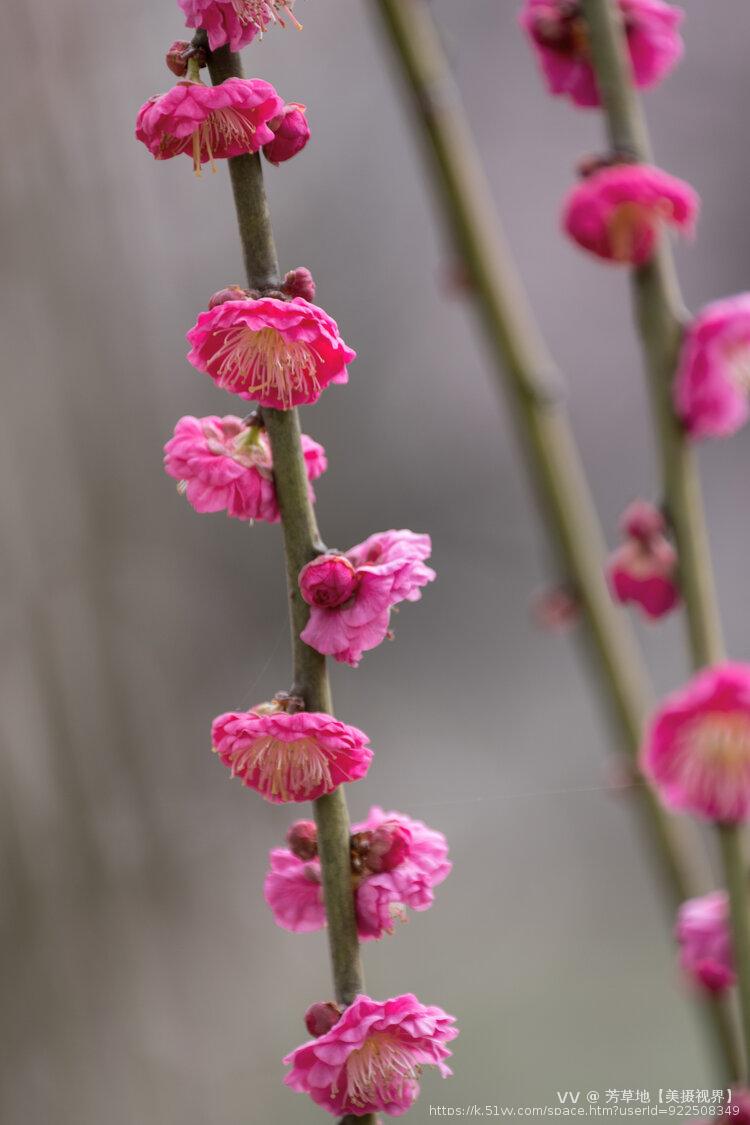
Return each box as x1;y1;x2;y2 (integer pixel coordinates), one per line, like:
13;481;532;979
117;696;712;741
606;500;679;620
263;104;310;166
165;40;191;77
208;285;248;310
287;820;318;861
283;267;316;302
299;554;358;609
619;499;665;543
304;1001;342;1039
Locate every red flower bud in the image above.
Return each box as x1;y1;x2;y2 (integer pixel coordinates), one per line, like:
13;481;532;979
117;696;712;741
208;285;249;310
287;820;318;861
283;267;316;302
304;1001;342;1039
165;40;191;77
299;555;358;609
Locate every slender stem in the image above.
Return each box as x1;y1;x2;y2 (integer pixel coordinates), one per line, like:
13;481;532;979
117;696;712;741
370;0;740;1082
719;824;750;1081
579;0;742;1083
371;0;686;887
202;37;369;1078
579;0;725;670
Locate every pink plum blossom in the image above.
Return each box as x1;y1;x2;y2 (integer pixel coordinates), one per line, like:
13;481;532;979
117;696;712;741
606;500;679;620
263;104;310;165
264;848;326;932
264;807;451;940
562;163;698;265
520;0;683;108
164;414;326;522
674;294;750;440
299;530;436;666
641;663;750;824
178;0;301;52
283;993;458;1117
186;296;355;409
211;705;372;803
135;78;284;175
675;891;735;995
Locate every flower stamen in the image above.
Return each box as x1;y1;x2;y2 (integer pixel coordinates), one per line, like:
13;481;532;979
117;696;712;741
223;735;333;802
340;1034;421;1109
208;325;322;407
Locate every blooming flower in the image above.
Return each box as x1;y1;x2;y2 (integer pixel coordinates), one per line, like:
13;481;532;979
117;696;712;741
211;703;372;803
562;163;698;265
641;663;750;823
135;78;284;175
284;993;458;1117
264;807;451;939
299;530;436;667
164;414;326;522
520;0;683;108
606;500;679;619
675;891;735;994
263;104;310;165
186;296;355;409
674;294;750;440
178;0;301;52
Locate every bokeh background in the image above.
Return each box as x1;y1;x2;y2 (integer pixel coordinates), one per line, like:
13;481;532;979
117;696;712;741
3;0;750;1120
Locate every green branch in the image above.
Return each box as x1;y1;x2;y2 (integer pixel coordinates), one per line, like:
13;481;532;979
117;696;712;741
201;39;371;1112
580;0;741;1081
579;0;724;671
370;0;739;1082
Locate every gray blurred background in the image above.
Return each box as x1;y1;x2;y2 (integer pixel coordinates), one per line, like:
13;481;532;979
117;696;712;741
2;1;750;1121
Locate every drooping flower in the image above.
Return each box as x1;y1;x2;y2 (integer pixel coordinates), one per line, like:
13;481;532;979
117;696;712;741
641;663;750;824
675;891;735;994
178;0;301;52
135;78;284;175
562;163;698;265
284;993;458;1117
606;499;680;619
299;531;436;667
211;703;372;803
520;0;683;108
264;847;326;932
164;414;326;522
263;104;310;165
674;294;750;440
186;296;355;409
264;807;451;940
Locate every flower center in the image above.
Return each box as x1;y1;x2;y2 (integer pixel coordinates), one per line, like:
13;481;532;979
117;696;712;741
607;199;672;261
226;735;333;801
688;715;750;771
192;107;258;176
342;1033;420;1109
675;714;750;811
725;342;750;394
208;325;322;407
